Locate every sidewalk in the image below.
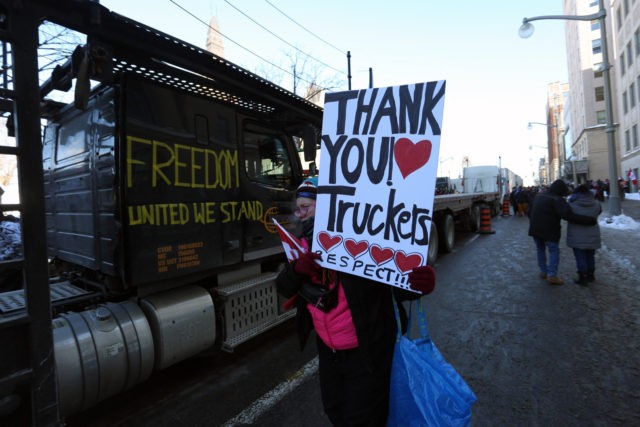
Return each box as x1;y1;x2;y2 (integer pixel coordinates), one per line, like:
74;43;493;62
604;192;640;220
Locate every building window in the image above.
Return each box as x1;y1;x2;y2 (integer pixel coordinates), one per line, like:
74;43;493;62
596;110;606;124
626;129;631;152
625;0;630;16
589;0;598;6
633;125;639;149
623;91;628;114
621;53;626;76
593;38;602;54
632;82;637;108
591;20;600;31
595;86;604;102
628;42;634;66
617;6;623;31
594;63;603;78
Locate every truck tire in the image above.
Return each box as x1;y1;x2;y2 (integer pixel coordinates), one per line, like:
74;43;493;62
427;221;438;265
438;213;455;253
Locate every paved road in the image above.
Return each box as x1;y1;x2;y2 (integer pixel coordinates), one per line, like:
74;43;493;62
65;198;640;426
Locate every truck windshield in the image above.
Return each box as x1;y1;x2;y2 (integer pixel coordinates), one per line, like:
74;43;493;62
243;131;294;188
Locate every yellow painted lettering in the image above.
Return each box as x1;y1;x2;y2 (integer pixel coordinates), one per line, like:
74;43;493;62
205;202;216;223
193;202;206;224
220;201;232;223
205;149;219;189
142;204;155;225
128;205;142;225
152;140;173;187
228;150;239;188
126;136;152;188
191;147;205;188
174;144;190;187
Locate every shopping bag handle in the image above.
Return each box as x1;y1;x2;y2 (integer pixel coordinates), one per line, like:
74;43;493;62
392;296;430;340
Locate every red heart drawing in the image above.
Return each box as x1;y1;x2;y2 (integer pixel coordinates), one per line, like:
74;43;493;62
394;138;432;179
394;250;424;273
317;232;343;252
370;244;394;266
344;239;369;259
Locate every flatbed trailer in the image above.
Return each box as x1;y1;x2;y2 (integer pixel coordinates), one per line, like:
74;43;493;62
427;191;501;264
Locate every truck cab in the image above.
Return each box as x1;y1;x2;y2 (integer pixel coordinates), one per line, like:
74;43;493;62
43;75;311;292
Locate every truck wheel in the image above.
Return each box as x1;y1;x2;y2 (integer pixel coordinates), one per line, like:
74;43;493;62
438;213;455;253
470;205;481;232
427;221;438;265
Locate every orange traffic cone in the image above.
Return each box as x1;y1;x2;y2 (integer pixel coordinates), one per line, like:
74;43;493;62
501;197;510;217
478;206;495;234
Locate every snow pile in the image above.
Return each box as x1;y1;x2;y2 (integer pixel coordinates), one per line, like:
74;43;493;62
600;213;640;230
0;218;22;261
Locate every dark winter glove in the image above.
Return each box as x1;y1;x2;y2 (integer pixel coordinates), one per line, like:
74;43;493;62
408;265;436;295
293;251;322;277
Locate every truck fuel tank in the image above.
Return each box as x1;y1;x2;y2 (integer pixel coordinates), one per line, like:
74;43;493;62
139;285;216;370
53;300;154;416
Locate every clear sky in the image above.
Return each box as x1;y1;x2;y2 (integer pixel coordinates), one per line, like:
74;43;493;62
101;0;568;185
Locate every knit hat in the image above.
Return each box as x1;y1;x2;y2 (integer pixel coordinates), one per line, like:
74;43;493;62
296;176;318;200
549;179;569;196
574;184;591;194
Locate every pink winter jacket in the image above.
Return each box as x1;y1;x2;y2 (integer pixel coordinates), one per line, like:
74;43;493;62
300;239;358;350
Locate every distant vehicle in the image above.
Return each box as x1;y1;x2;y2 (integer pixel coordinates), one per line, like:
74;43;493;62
435;176;455;195
427;165;521;264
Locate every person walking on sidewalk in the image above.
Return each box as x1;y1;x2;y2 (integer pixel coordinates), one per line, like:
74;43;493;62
528;179;597;285
567;184;602;285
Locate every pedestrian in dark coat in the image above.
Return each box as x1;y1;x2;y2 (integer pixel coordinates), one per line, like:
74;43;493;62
276;177;436;426
528;179;597;285
567;184;602;285
510;187;518;216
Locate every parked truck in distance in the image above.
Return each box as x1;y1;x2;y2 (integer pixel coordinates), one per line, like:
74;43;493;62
427;165;521;264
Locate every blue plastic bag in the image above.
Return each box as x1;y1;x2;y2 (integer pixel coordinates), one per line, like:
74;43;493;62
387;301;477;427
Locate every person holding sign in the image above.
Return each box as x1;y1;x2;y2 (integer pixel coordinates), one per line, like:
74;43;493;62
276;177;436;426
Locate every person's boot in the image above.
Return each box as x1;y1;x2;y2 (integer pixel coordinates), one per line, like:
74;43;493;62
574;272;589;286
587;269;595;282
546;276;564;285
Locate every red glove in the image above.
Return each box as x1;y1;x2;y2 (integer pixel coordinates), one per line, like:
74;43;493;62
293;251;322;277
408;265;436;295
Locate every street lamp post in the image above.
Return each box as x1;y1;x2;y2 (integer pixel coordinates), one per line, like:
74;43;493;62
519;0;621;215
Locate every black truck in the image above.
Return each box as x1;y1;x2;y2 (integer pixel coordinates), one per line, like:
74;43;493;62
0;1;322;423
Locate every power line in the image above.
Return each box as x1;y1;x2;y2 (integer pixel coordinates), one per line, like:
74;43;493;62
264;0;345;55
224;0;345;75
168;0;331;93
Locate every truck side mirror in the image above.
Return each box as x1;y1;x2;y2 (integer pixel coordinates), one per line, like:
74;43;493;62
302;125;318;162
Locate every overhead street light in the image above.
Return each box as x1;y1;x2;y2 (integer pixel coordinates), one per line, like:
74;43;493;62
527;121;557;130
519;0;621;215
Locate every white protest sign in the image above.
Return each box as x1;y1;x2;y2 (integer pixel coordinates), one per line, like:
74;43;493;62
312;81;445;291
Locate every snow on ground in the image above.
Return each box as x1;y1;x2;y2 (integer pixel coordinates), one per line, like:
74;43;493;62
600;191;640;231
600;214;640;231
